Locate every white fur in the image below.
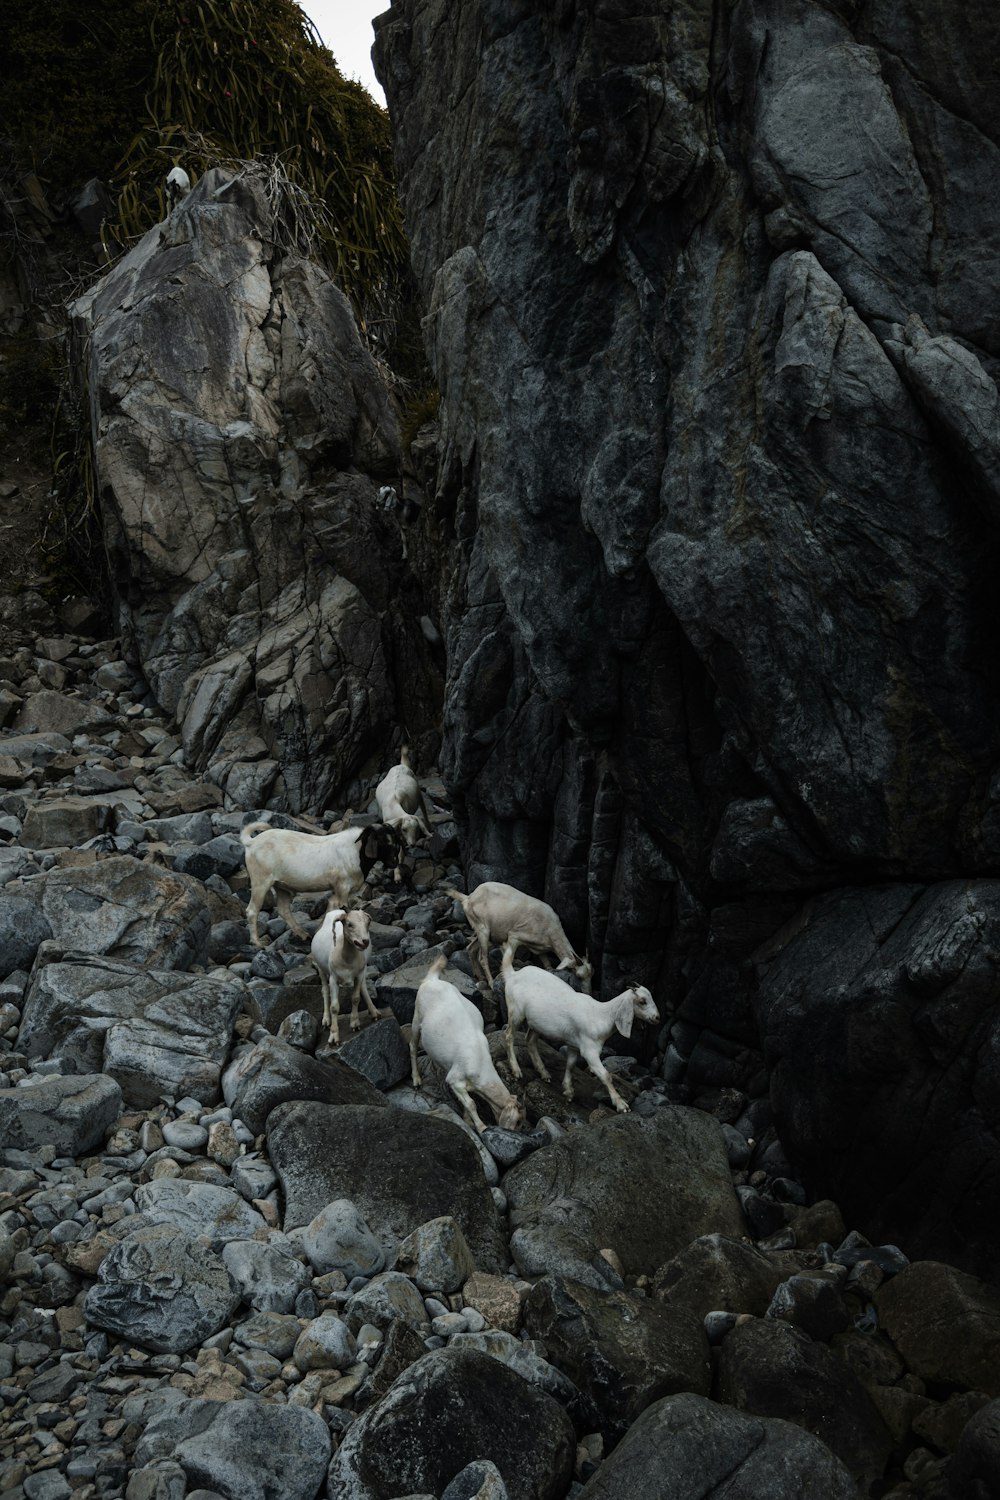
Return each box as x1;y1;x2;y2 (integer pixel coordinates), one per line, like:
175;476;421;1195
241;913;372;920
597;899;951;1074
311;905;377;1045
165;166;190;206
240;822;390;948
447;881;592;991
375;749;432;879
502;952;659;1113
410;955;525;1134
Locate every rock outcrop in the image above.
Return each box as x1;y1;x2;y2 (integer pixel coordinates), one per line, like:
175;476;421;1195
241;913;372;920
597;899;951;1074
375;0;1000;1270
71;167;440;812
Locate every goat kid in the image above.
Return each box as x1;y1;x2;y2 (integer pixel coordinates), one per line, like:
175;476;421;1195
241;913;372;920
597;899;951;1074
446;881;592;992
311;903;377;1046
502;949;659;1113
375;747;432;880
240;820;399;947
410;954;525;1134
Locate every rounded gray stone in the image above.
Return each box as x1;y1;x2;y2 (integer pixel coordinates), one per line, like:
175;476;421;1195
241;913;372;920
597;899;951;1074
293;1312;357;1372
221;1238;310;1314
301;1199;385;1279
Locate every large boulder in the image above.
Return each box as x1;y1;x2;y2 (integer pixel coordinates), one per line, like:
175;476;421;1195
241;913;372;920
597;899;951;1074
947;1398;1000;1500
523;1274;710;1443
875;1260;1000;1397
504;1107;745;1288
576;1392;860;1500
71;166;439;811
652;1234;794;1321
267;1101;507;1271
0;1073;122;1156
326;1348;575;1500
0;891;52;979
18;956;244;1106
19;797;111;849
222;1030;387;1134
134;1393;330;1500
84;1224;240;1354
27;856;210;969
714;1316;892;1489
132;1180;268;1249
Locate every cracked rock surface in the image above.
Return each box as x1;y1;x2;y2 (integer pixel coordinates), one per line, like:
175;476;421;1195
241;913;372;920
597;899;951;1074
375;0;1000;1272
70;167;441;813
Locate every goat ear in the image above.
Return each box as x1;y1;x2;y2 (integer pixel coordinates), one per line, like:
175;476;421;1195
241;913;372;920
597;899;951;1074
362;829;379;861
556;956;572;971
613;993;634;1038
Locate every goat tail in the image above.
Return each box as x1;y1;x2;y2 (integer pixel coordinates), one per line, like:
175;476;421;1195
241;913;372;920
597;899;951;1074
427;952;448;978
500;944;515;976
444;886;468;910
240;821;272;847
400;743;412;768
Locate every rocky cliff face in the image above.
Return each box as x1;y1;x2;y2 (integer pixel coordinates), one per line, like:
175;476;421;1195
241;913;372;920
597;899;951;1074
71;167;440;813
375;0;1000;1272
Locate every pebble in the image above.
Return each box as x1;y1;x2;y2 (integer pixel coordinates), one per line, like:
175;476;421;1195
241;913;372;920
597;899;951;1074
161;1121;208;1151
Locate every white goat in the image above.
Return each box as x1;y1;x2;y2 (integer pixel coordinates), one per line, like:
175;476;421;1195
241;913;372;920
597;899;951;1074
375;747;432;878
240;820;399;947
410;954;526;1134
502;950;659;1113
446;881;592;991
165;165;190;207
311;904;377;1046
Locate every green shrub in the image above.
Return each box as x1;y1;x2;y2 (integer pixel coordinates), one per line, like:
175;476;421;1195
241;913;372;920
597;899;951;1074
0;0;408;317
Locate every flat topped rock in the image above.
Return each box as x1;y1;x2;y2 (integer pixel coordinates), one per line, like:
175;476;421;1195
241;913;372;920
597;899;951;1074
133;1179;268;1248
20;797;111;849
1;731;73;765
268;1101;507;1272
14;689;115;737
18;955;245;1107
875;1260;1000;1397
0;1073;122;1157
30;855;210;969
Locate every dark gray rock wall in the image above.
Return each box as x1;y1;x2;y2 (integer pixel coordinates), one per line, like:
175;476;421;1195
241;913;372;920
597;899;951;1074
375;0;1000;1268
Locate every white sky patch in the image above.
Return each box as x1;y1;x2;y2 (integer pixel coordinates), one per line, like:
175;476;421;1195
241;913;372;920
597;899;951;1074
300;1;387;106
